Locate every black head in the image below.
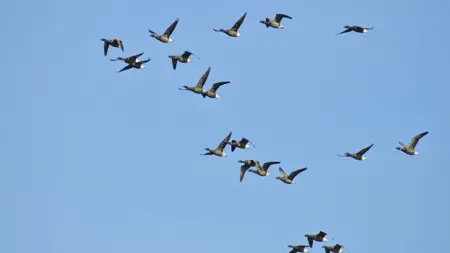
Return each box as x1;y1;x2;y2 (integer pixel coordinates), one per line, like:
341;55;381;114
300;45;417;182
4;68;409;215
100;38;106;41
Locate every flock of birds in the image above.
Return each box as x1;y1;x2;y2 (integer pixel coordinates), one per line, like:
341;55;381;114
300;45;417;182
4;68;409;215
100;11;429;253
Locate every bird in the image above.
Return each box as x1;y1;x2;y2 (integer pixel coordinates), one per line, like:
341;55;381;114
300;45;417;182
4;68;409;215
168;51;197;70
396;131;428;155
101;38;124;56
304;231;328;248
110;52;150;73
248;161;280;177
288;245;310;253
148;17;179;43
337;25;374;35
214;12;247;37
322;244;344;253
228;137;256;152
338;143;374;160
238;160;259;182
202;131;232;157
259;13;292;29
275;167;307;184
201;81;230;99
178;67;211;94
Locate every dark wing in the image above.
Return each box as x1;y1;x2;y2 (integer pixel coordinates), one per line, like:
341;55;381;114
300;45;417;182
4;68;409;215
324;248;330;253
356;143;374;156
240;162;255;182
288;250;297;253
171;58;177;70
275;13;292;23
209;81;230;93
196;67;211;89
337;27;353;35
409;131;428;149
307;237;314;248
103;41;109;56
278;167;288;178
182;51;193;59
126;52;144;62
239;138;249;145
288;167;307;180
262;161;280;171
318;231;327;238
217;131;232;151
231;12;247;31
164;18;179;37
118;40;124;51
117;64;133;73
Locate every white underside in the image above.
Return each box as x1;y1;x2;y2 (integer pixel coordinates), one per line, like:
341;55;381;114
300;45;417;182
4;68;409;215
303;249;309;253
168;38;174;42
187;59;192;63
362;156;367;160
222;153;227;157
363;29;368;33
414;151;419;155
236;32;240;37
245;144;251;148
140;65;145;69
266;172;270;176
215;94;220;99
323;238;328;242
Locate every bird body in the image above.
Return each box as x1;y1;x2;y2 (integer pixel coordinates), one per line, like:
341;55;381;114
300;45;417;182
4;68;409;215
276;167;307;184
339;143;374;160
259;13;292;29
396;131;428;155
337;25;374;35
169;51;195;70
149;18;179;43
202;132;232;157
214;12;247;37
101;38;124;56
305;231;328;248
248;161;280;177
288;245;310;253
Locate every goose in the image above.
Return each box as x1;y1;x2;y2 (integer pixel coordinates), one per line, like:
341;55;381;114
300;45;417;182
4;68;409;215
201;81;230;99
110;52;150;72
168;51;198;70
337;25;374;35
396;131;428;155
275;167;307;184
322;244;344;253
148;17;179;43
259;13;292;29
202;131;232;157
238;160;259;182
214;12;247;37
101;38;124;56
248;161;280;177
288;245;310;253
178;67;211;94
228;137;256;152
338;143;374;160
304;231;328;248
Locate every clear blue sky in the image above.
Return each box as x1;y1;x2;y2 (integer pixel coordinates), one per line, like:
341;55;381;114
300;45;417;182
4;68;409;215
2;0;450;252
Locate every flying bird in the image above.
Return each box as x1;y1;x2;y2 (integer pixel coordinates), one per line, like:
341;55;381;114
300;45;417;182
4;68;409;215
322;244;344;253
259;13;292;29
228;137;256;152
201;81;230;99
179;67;211;94
337;25;374;35
110;52;150;73
202;131;232;157
275;167;307;184
168;51;198;70
288;245;310;253
148;17;179;43
338;143;374;161
238;160;259;182
101;38;124;56
214;12;247;37
304;231;328;248
248;161;280;177
395;131;428;155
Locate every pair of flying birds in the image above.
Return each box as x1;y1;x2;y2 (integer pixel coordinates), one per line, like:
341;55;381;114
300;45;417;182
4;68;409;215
289;231;345;253
201;131;255;157
238;159;307;184
178;67;229;99
338;131;429;160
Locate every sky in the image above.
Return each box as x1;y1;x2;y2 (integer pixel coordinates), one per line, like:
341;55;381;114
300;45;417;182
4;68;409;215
2;0;450;252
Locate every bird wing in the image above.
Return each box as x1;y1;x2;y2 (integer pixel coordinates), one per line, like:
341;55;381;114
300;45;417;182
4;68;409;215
275;13;292;23
356;143;374;156
288;168;307;180
307;237;314;248
164;18;179;37
409;131;428;149
318;231;327;238
239;138;250;146
181;51;193;59
324;248;330;253
262;161;281;172
240;163;254;182
278;167;288;178
209;81;230;93
117;40;124;51
126;52;144;62
117;64;133;73
217;131;232;151
171;58;177;70
231;12;247;31
337;28;352;34
196;67;211;89
103;41;109;56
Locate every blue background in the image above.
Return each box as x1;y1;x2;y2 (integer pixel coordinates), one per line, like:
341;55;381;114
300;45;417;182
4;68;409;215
2;0;450;252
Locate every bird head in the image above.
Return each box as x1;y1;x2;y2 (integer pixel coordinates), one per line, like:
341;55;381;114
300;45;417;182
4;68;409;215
100;38;106;41
259;20;265;24
275;176;281;180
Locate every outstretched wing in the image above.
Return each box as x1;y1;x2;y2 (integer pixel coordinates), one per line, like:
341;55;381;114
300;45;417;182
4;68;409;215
278;167;288;178
409;131;428;149
275;13;292;23
231;12;247;31
307;237;314;248
240;161;256;182
356;143;374;156
288;167;307;180
337;27;352;35
324;248;330;253
117;64;133;73
209;81;230;93
239;138;249;146
103;41;109;56
318;231;327;238
217;131;232;151
164;18;179;37
262;161;280;172
196;67;211;89
182;51;193;59
117;40;124;51
126;52;144;62
171;58;177;70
